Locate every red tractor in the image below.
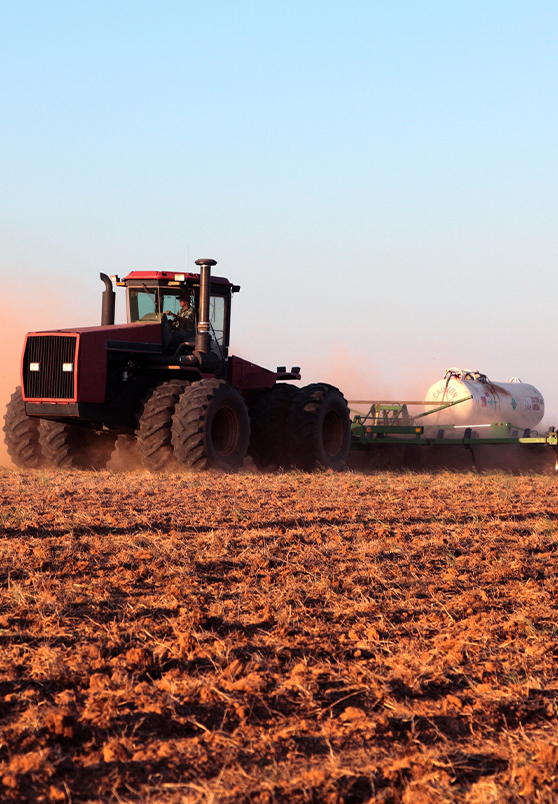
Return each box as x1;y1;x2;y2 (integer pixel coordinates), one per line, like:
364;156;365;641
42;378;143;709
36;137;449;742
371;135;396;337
3;259;351;472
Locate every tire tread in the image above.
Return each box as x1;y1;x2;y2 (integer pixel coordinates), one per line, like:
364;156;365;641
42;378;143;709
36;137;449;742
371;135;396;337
3;387;44;468
286;383;351;471
249;383;298;470
172;379;249;471
135;380;190;471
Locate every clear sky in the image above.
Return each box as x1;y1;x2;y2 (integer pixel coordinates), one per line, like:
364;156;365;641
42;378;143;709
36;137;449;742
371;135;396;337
2;1;558;416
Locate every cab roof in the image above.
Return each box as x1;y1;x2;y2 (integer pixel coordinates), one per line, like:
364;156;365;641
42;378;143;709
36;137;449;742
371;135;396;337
122;270;234;287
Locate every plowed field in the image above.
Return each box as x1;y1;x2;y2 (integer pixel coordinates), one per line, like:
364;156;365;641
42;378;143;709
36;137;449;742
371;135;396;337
1;468;558;803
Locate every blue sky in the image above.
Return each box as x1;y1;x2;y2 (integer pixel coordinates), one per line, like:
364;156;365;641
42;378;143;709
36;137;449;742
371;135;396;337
2;1;558;414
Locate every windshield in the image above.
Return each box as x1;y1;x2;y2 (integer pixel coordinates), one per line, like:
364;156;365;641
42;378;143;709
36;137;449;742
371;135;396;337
128;287;194;324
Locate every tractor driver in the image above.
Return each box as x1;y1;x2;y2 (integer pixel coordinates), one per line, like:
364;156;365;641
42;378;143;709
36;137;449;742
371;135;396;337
164;292;195;333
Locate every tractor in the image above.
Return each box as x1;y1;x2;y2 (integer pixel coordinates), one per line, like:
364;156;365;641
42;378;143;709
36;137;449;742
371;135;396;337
3;259;351;472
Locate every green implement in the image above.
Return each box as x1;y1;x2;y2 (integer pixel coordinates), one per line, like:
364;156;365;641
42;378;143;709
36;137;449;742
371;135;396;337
349;398;557;472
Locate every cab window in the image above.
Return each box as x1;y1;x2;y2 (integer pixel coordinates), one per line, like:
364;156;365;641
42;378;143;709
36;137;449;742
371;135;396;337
209;294;226;353
128;287;160;322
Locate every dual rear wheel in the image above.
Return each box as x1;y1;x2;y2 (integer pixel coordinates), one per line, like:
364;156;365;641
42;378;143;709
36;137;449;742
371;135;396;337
249;382;351;472
286;383;351;471
135;378;350;473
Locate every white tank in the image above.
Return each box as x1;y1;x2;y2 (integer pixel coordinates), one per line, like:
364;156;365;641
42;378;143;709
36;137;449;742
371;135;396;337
424;369;544;431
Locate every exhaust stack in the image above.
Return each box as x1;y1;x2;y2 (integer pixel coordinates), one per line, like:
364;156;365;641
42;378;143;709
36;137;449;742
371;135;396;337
100;273;115;326
194;258;216;354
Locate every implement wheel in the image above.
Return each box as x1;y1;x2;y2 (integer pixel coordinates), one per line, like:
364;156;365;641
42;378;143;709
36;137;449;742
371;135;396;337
171;379;250;472
136;380;190;471
39;421;116;470
286;383;351;471
249;383;298;470
3;387;44;468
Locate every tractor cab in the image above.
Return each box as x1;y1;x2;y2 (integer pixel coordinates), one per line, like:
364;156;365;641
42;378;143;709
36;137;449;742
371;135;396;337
119;270;239;360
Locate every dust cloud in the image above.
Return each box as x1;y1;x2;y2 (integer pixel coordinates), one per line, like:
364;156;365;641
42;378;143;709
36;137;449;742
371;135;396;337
299;343;433;413
0;310;26;468
106;437;146;472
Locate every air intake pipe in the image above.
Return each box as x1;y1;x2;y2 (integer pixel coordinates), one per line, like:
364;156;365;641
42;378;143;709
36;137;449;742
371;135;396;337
147;350;220;372
194;258;216;354
100;273;116;326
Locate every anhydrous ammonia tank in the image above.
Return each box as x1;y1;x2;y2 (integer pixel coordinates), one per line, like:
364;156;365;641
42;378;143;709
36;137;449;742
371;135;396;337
424;368;544;430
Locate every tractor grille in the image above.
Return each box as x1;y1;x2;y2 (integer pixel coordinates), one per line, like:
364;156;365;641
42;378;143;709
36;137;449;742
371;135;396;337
23;335;78;400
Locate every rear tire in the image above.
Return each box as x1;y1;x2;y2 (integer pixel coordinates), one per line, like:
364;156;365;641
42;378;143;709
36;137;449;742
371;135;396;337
39;421;116;470
171;379;250;471
135;380;190;471
249;383;298;470
286;383;351;471
3;387;44;468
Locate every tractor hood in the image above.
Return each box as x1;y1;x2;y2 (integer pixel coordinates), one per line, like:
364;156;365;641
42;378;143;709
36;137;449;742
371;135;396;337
22;323;162;404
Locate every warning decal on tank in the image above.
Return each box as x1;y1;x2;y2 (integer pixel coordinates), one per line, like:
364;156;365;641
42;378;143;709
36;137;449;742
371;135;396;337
524;397;542;412
431;385;459;399
511;398;517;410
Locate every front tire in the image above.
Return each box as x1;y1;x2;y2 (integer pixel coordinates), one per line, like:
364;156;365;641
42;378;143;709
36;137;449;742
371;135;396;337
135;380;190;471
3;387;44;468
286;383;351;471
39;421;116;469
171;379;250;471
